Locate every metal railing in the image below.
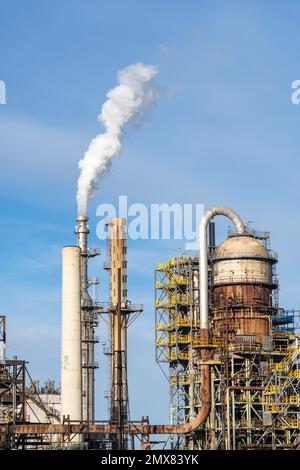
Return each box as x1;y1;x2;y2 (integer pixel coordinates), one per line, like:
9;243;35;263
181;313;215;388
228;227;270;240
82;335;99;343
213;274;277;286
82;361;99;369
87;247;100;257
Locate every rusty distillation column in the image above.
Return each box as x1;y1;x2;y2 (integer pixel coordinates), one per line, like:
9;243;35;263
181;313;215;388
212;227;277;346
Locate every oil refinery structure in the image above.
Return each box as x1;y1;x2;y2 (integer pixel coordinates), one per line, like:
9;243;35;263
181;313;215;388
1;206;300;450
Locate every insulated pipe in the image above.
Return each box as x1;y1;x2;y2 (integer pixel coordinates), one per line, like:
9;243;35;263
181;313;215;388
147;364;210;434
61;246;82;424
199;206;244;329
22;366;210;436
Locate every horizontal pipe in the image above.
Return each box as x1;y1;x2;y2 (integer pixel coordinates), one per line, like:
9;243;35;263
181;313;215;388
227;386;264;391
6;364;210;437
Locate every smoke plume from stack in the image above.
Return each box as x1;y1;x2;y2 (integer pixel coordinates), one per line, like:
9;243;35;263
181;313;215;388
76;62;158;216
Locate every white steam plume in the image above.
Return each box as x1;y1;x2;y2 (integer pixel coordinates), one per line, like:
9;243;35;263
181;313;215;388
76;62;158;216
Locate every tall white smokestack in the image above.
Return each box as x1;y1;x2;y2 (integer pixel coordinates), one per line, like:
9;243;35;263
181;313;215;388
61;246;82;429
76;62;158;216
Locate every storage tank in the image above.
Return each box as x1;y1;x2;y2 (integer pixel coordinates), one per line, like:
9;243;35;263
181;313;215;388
212;233;277;345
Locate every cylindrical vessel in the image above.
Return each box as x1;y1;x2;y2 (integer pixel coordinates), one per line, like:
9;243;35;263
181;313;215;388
212;234;277;343
61;246;82;424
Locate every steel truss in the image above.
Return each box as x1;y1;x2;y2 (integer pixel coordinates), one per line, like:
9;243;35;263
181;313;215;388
155;254;202;449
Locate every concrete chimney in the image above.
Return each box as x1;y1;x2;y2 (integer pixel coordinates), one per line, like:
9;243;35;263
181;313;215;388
61;246;82;427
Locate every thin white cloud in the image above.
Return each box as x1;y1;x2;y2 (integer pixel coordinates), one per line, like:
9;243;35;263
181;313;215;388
158;43;172;55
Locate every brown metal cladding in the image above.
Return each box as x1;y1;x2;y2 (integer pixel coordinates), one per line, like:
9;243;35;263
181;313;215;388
212;235;276;343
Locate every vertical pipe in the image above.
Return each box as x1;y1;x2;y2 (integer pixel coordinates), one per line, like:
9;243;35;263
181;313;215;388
117;268;123;449
231;356;235;450
12;359;17;426
199;207;244;330
0;316;6;360
61;246;82;427
209;370;216;450
208;222;216;249
226;388;231;450
246;359;251;446
192;269;199;328
232;387;236;450
21;362;25;423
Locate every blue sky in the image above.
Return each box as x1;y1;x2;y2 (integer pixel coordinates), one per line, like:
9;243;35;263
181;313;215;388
1;0;300;424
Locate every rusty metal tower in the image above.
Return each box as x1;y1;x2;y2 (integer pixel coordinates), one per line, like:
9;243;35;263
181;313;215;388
104;218;142;449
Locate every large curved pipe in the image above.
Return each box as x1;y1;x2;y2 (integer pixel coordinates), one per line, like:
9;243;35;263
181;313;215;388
148;207;244;435
147;364;210;434
199;206;244;329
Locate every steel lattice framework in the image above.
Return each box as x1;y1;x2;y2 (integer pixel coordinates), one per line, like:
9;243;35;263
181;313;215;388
155;249;300;450
155;254;202;449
